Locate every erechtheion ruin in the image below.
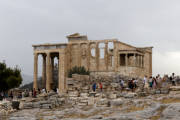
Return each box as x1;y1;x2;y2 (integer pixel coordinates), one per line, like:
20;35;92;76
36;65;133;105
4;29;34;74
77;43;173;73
32;33;153;93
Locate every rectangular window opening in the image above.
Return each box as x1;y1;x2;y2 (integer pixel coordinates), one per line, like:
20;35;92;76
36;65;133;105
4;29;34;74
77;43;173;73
120;54;126;66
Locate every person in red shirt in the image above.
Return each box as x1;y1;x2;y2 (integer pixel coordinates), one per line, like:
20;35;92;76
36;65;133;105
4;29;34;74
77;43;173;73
99;82;103;92
33;88;36;98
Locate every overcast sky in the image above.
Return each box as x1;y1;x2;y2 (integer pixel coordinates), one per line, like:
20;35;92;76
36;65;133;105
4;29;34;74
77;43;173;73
0;0;180;76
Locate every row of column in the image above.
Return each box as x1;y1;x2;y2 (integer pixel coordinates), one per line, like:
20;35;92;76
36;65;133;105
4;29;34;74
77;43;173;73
119;53;144;67
33;53;53;91
33;51;66;93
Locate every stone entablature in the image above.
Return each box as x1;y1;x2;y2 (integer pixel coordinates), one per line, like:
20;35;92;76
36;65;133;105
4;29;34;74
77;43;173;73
33;44;67;51
32;33;153;93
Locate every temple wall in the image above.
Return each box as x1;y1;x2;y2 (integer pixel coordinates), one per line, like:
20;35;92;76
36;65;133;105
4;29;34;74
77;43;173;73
32;34;153;93
143;49;153;77
64;41;152;78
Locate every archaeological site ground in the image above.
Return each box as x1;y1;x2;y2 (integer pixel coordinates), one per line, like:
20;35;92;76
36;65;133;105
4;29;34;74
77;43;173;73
1;33;180;120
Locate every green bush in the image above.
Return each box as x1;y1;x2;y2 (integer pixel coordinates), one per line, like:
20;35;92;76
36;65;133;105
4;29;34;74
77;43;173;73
68;66;90;78
0;62;22;92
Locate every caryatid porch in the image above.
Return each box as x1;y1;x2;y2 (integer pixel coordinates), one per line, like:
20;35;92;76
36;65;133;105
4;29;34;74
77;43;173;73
32;44;67;93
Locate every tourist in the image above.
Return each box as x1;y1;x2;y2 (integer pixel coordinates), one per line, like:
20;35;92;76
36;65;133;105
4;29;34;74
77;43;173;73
149;76;153;88
128;79;134;92
171;73;176;86
161;75;168;88
144;76;149;89
9;91;13;99
143;76;147;87
152;77;157;89
45;88;47;93
156;75;162;88
31;89;33;97
157;74;160;79
56;88;59;94
33;88;36;98
42;88;45;93
92;82;97;92
128;80;131;89
53;87;57;93
99;82;103;92
120;79;124;92
133;78;138;89
0;93;3;101
22;91;25;98
4;92;8;98
24;89;29;97
38;88;41;94
18;92;22;99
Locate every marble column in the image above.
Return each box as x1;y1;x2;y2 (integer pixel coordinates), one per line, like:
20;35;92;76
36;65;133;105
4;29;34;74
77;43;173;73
87;43;90;70
113;41;118;71
105;42;108;70
33;53;38;90
42;54;46;89
46;52;52;92
58;51;66;93
133;53;136;67
125;54;128;66
141;56;144;68
140;56;142;67
119;54;121;66
150;53;152;76
137;55;140;67
78;44;81;67
51;56;54;86
95;42;99;70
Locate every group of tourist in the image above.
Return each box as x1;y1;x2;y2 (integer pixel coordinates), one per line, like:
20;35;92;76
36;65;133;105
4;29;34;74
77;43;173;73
127;78;138;92
0;91;20;101
127;73;177;92
92;82;103;92
0;88;44;101
91;73;178;93
144;73;177;90
0;73;178;101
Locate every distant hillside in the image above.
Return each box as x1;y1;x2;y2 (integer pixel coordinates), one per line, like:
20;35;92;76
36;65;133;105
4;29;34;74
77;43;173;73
20;78;42;90
21;74;33;86
20;68;58;90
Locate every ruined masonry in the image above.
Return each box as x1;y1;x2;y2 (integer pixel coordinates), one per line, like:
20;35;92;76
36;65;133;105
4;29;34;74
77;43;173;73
32;33;153;93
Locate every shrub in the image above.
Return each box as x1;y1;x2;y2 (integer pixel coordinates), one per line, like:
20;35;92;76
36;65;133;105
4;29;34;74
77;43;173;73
0;62;22;92
68;66;90;78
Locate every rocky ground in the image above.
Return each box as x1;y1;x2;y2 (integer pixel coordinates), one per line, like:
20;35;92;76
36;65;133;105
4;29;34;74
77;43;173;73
1;89;180;120
1;74;180;120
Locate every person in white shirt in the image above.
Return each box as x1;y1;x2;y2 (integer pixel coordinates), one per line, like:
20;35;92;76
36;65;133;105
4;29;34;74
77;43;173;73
144;76;147;84
144;76;149;89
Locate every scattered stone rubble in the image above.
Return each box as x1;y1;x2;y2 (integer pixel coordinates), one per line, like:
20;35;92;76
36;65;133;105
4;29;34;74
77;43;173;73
2;74;180;120
20;92;66;109
66;74;171;107
7;92;180;120
67;74;134;106
0;100;16;117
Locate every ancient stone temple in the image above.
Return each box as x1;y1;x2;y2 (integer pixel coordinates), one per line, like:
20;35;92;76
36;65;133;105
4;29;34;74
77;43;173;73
32;33;153;93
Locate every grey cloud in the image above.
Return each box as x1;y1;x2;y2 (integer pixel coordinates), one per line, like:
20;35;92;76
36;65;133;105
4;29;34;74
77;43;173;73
0;0;180;76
